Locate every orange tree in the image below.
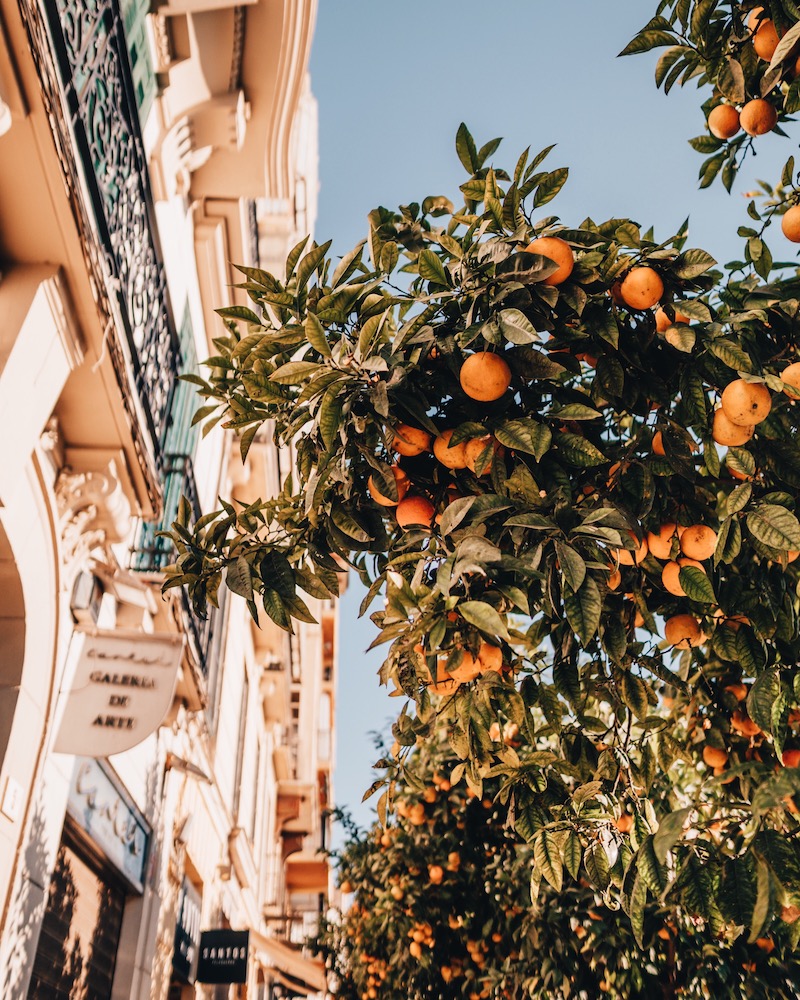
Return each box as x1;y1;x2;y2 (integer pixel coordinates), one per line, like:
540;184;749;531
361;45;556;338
166;2;800;944
315;736;800;999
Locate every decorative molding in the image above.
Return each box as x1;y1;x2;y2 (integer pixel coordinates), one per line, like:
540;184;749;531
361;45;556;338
55;459;132;576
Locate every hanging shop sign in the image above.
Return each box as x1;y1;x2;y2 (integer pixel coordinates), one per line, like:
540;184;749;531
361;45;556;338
173;878;202;983
196;929;249;984
53;628;183;757
66;757;149;892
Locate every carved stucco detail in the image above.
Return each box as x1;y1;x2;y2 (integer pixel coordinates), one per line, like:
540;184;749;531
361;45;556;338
55;460;132;575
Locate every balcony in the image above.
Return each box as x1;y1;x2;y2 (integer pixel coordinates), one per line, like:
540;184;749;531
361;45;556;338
30;0;182;481
132;453;217;676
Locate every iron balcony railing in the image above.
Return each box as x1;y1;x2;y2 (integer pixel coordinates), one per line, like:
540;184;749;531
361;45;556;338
132;453;216;674
43;0;181;465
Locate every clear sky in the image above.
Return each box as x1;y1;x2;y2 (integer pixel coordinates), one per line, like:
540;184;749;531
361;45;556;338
308;1;793;833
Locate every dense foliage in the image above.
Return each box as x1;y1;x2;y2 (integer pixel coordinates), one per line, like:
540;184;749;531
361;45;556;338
316;739;800;999
168;0;800;945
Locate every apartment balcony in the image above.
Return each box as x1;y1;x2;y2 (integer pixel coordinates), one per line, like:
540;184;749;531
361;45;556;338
27;0;183;501
131;452;217;682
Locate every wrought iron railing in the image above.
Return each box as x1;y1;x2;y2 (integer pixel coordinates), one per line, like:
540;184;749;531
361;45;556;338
43;0;181;460
132;453;217;673
133;453;199;571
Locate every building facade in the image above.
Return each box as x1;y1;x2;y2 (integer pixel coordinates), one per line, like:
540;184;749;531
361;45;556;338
0;0;333;996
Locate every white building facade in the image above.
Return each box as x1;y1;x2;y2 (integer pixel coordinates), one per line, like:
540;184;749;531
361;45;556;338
0;0;334;996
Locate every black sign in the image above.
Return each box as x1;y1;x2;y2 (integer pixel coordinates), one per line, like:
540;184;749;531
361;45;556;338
172;879;202;983
196;929;249;984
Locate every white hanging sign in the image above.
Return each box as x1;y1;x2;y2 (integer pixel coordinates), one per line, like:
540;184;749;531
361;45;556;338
53;628;183;756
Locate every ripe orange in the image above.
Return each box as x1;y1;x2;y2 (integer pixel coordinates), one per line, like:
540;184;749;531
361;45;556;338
783;749;800;767
609;279;626;306
740;98;778;136
607;567;622;590
724;683;748;701
782;205;800;242
782;361;800;399
680;524;718;561
425;659;460;696
651;431;666;456
702;745;728;768
620;267;664;310
755;937;776;954
616;531;649;566
664;613;706;648
661;557;705;597
459;351;512;402
752;16;780;60
712;407;754;446
433;429;469;469
655;306;691;332
476;641;504;673
647;522;679;560
396;495;435;530
731;710;761;737
368;465;410;506
465;435;501;475
393;423;432;456
615;813;633;833
708;104;741;139
428;864;444;884
720;378;772;426
447;650;482;684
523;236;575;285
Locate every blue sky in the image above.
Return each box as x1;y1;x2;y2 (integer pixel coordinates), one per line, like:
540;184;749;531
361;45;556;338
309;1;794;832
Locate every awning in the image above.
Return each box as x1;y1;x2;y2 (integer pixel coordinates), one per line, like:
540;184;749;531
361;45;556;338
285;852;329;893
250;929;327;993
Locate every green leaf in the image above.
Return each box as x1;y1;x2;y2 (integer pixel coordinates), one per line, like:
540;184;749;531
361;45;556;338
262;587;292;632
534;830;563;892
456;123;479;174
709;338;753;373
458;601;510;640
564;831;582;881
494;419;552;461
621;671;649;721
439;496;476;537
618;28;677;56
498;308;539;345
727;482;752;515
226;556;253;600
417;248;449;285
564;575;602;645
295;239;332;291
270;361;327;385
553;656;581;709
637;835;667;893
331;505;372;543
305;312;331;357
653;807;691;863
583;840;610;891
533;168;569;208
548;403;602;421
678;566;716;604
556;432;607;467
747;670;781;735
672;248;716;279
664;323;696;353
555;541;587;592
747;504;800;550
216;305;262;325
749;857;776;942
